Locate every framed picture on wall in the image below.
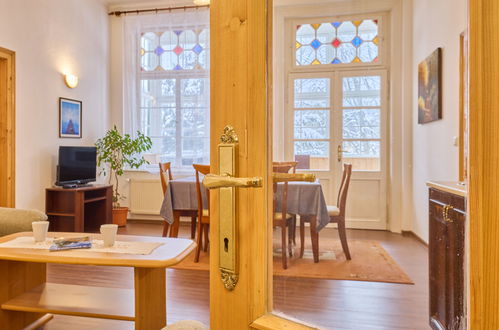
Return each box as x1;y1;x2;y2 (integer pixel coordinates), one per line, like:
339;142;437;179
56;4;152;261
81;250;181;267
59;97;82;138
418;48;442;124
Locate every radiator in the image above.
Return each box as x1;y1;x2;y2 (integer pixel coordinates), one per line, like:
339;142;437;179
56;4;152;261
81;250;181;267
128;178;164;215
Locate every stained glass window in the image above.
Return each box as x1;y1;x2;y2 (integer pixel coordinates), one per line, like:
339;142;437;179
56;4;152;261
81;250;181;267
140;28;209;71
138;25;210;168
295;19;379;66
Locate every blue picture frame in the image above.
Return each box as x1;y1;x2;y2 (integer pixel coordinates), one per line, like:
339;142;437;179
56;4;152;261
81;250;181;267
59;97;82;138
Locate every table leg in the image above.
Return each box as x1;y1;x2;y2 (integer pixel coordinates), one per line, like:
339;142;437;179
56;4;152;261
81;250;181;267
0;261;47;329
169;211;181;238
309;216;319;263
134;267;166;330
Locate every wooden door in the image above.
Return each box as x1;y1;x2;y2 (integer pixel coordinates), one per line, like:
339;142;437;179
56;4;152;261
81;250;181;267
468;0;499;328
209;0;314;328
0;48;15;208
209;0;271;328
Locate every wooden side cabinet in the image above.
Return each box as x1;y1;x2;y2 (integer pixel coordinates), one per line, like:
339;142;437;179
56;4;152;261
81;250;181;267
428;186;466;330
45;185;113;232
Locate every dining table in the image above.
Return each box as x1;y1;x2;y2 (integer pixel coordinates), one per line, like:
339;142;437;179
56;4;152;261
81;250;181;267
159;176;329;262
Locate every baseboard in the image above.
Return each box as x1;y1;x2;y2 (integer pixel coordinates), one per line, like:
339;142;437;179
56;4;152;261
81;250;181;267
401;231;428;247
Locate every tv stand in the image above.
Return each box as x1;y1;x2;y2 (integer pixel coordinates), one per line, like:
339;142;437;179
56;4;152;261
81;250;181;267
45;185;113;232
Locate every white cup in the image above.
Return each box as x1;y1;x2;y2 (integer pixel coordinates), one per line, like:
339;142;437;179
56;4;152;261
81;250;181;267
100;224;118;247
32;221;49;243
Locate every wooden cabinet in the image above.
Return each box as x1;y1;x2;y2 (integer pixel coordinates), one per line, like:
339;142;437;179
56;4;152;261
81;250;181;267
428;187;466;330
45;185;113;232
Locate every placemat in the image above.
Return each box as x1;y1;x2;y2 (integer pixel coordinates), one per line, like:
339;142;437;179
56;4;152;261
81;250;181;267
0;236;163;255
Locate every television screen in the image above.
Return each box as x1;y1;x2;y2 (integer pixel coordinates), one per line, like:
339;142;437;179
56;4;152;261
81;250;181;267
57;146;97;185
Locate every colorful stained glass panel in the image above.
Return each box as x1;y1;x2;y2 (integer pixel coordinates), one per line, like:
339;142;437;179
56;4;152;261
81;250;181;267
295;19;379;66
141;28;209;72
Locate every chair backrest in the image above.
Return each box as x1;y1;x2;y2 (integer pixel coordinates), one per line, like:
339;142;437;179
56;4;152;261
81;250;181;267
295;155;310;169
272;161;298;173
193;164;211;218
272;165;290;221
337;163;353;217
159;162;173;195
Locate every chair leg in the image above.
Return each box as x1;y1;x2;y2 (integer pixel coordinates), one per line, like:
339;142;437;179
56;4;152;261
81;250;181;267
281;225;287;269
162;221;170;238
287;221;293;257
190;216;197;239
291;216;297;245
194;218;203;263
203;224;209;252
337;217;351;260
299;217;305;258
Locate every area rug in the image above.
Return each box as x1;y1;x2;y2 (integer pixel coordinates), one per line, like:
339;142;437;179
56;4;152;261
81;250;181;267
172;238;413;285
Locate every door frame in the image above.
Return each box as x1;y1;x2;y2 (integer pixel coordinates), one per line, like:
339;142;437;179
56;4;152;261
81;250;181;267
468;0;499;327
0;47;15;208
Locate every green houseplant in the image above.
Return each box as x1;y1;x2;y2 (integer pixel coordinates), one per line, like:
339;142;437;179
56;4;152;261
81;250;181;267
95;126;152;226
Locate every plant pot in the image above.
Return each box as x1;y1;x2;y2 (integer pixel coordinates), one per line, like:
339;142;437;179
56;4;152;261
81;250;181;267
112;207;128;227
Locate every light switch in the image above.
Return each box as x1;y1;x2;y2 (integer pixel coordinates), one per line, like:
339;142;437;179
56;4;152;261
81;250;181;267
453;136;459;147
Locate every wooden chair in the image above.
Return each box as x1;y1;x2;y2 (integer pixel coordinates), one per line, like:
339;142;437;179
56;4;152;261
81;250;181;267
300;163;353;260
273;164;294;269
159;162;197;238
273;161;298;173
193;164;211;263
272;161;298;244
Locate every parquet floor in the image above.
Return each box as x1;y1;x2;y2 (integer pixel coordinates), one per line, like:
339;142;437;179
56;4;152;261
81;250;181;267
41;222;428;330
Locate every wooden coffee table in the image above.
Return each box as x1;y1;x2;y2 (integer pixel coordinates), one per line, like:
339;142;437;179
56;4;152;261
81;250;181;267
0;232;195;330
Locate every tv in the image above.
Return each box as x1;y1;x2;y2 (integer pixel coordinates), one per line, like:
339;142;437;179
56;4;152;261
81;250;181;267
56;146;97;187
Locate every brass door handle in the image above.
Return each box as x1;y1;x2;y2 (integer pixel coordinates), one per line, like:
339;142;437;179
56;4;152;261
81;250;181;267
273;173;316;183
337;145;349;162
203;174;263;189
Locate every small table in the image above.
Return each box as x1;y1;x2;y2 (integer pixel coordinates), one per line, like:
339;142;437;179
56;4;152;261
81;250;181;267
0;232;195;330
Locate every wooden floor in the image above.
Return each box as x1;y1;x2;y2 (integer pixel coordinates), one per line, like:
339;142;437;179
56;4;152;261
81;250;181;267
42;222;428;330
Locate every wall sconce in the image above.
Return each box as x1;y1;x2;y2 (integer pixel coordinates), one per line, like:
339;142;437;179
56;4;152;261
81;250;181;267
64;74;79;89
193;0;210;5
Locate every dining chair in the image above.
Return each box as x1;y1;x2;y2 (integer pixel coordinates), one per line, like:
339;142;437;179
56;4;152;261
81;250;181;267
273;161;298;173
273;164;294;269
299;163;353;260
193;164;211;263
272;161;298;245
159;162;197;238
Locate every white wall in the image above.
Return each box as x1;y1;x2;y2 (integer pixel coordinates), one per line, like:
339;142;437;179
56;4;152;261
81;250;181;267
411;0;467;242
0;0;109;210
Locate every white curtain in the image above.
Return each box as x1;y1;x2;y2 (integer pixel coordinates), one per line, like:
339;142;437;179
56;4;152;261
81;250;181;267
122;9;210;167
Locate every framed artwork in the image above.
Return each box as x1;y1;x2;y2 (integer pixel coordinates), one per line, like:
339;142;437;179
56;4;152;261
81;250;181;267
59;97;82;138
418;48;442;124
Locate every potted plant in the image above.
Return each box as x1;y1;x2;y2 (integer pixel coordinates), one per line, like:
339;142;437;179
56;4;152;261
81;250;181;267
95;126;152;226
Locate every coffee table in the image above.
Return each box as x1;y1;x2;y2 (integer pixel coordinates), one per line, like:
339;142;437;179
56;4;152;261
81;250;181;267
0;232;195;330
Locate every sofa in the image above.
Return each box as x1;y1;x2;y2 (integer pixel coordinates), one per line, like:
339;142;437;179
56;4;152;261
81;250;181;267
0;207;48;237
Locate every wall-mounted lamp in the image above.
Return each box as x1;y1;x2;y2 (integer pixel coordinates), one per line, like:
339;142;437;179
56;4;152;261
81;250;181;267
64;74;79;89
193;0;210;5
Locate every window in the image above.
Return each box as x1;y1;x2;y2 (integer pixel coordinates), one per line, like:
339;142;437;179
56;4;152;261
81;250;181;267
295;19;379;66
287;15;385;172
139;28;210;168
293;78;331;170
341;75;381;171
